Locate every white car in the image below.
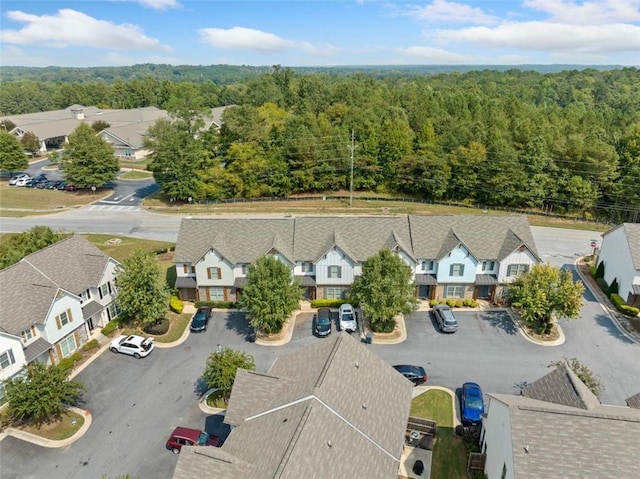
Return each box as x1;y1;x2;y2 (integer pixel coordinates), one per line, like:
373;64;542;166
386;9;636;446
9;173;30;185
339;303;357;333
110;334;154;359
15;176;32;186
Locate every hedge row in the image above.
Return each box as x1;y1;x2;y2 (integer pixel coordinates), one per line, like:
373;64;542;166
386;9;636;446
195;300;237;309
610;293;640;317
310;299;348;308
429;298;479;308
101;320;119;336
170;295;184;314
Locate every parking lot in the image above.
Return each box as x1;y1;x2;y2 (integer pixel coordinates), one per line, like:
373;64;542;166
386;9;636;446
1;302;639;479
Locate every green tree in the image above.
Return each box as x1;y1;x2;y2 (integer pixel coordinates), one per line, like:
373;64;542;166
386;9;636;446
238;255;302;334
91;120;111;133
508;263;585;332
0;130;28;173
20;131;41;157
115;249;171;327
349;249;417;332
62;123;119;187
5;363;85;426
202;347;255;397
0;226;65;269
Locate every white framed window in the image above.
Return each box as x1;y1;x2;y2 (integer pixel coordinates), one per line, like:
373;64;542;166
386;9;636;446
450;264;465;276
241;263;249;275
80;289;91;303
326;287;345;299
482;261;495;272
507;264;529;277
0;350;16;370
210;287;225;301
100;283;110;298
21;327;34;342
328;266;342;279
59;335;77;358
108;302;121;320
445;285;464;298
56;309;73;329
301;262;314;273
421;260;434;271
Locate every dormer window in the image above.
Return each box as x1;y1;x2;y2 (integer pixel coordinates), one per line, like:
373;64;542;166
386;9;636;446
301;262;314;273
421;260;434;271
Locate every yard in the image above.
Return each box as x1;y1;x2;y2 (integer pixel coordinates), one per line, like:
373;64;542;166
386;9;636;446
410;389;470;479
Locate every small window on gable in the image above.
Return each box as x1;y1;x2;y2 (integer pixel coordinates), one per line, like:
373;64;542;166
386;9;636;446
302;262;313;273
482;261;495;272
421;260;434;271
207;267;222;280
328;265;342;279
450;264;464;277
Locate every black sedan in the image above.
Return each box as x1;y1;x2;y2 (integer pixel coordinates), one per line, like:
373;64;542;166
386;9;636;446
392;364;428;385
313;307;332;337
190;306;212;332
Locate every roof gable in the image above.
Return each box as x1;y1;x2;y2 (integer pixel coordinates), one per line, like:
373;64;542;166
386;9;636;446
522;363;601;410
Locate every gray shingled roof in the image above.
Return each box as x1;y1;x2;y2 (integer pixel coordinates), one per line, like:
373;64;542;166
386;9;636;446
23;337;53;363
179;334;413;479
521;364;601;410
488;393;640;479
0;235;115;334
626;392;640;409
174;215;539;269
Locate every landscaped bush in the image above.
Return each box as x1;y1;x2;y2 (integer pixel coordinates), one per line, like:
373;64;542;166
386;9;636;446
58;352;83;372
81;339;99;352
463;299;478;308
595;261;605;279
610;293;640;317
454;299;464;308
609;278;619;295
370;319;396;333
101;320;119;336
596;277;610;296
311;299;345;308
170;295;184;314
446;299;457;308
429;299;444;307
145;317;170;335
195;300;236;309
589;265;597;278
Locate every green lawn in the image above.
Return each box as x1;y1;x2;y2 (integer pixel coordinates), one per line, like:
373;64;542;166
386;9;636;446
83;234;173;264
119;170;154;180
20;411;85;441
411;389;468;479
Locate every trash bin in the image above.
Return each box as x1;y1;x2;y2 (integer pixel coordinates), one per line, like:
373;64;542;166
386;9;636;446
365;332;373;344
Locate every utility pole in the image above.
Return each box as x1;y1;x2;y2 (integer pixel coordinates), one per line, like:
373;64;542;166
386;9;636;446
349;130;355;208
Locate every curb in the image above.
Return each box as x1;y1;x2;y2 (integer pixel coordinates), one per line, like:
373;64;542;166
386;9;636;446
153;319;192;349
2;407;92;448
368;314;407;345
198;388;226;415
255;310;299;347
505;308;566;347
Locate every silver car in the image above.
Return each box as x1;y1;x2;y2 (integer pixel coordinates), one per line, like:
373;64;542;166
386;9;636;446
433;304;459;333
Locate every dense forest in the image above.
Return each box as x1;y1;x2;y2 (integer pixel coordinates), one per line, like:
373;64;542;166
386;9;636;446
1;66;639;222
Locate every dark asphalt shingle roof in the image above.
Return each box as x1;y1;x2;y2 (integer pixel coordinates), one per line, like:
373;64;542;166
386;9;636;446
0;235;116;335
174;215;539;266
180;334;413;479
489;393;640;479
626;392;640;409
521;364;600;410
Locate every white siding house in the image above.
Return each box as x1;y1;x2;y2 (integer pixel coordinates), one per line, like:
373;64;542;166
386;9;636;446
0;332;27;405
598;223;640;307
481;397;514;479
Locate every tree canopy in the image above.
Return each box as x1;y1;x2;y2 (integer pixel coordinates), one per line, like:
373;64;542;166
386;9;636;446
62;123;119;187
5;363;85;426
349;248;417;332
0;226;65;269
115;249;171;327
0;130;28;173
508;263;585;333
202;347;255;397
237;255;302;335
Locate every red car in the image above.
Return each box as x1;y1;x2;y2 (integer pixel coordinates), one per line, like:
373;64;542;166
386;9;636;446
165;426;221;454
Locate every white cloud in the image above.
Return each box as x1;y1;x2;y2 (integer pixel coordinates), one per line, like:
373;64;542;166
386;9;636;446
523;0;640;25
0;9;172;51
436;21;640;53
406;0;499;25
131;0;181;10
198;26;340;57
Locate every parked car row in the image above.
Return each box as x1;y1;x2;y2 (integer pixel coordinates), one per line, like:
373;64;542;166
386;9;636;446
7;173;78;191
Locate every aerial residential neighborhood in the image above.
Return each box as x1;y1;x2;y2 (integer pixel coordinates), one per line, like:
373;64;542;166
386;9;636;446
0;11;639;476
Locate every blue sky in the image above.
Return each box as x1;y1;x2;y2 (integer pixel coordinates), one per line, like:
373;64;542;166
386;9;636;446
1;1;639;67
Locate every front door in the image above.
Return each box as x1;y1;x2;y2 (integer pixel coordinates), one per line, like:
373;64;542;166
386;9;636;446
87;317;94;331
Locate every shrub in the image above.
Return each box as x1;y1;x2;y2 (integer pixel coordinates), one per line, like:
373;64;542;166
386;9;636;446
454;299;464;308
170;295;184;314
446;299;456;308
463;299;478;308
611;293;640;317
58;352;83;372
195;300;236;309
81;339;99;352
311;299;345;308
429;299;440;307
589;265;597;278
370;319;396;333
609;278;619;295
595;261;605;279
596;277;610;296
101;321;119;336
